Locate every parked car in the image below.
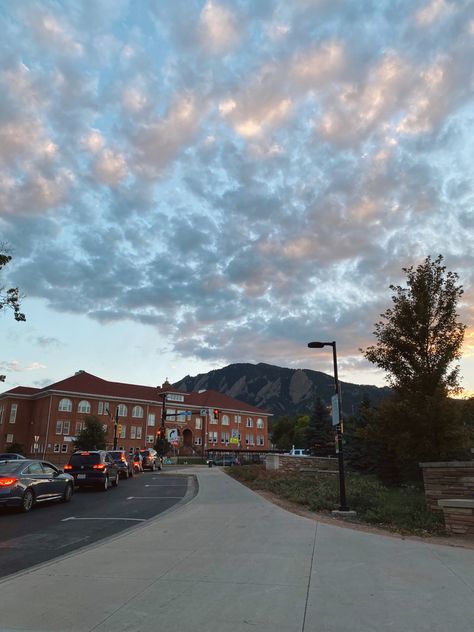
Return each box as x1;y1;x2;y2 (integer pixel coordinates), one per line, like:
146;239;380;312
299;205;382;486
0;453;27;461
109;450;134;479
210;455;238;467
64;451;119;491
140;448;160;471
0;459;74;512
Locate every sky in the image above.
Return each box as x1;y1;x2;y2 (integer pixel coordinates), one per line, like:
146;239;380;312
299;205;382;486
0;0;473;395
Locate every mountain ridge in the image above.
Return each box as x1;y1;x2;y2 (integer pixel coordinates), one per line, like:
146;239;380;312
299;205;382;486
173;362;391;417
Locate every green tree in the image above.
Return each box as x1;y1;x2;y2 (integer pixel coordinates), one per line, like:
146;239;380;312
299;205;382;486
270;414;309;451
362;256;468;481
1;248;26;383
154;435;171;456
305;397;333;456
74;415;107;451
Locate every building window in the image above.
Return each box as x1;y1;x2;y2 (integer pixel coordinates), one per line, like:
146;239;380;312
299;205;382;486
194;437;202;446
130;426;142;440
6;433;14;443
195;417;202;430
0;405;4;424
61;444;68;453
58;398;72;412
132;406;144;418
146;435;154;444
117;404;128;417
245;434;254;445
221;414;229;426
63;421;70;435
177;410;186;423
166;393;184;402
147;413;155;426
9;404;17;424
55;421;63;435
221;431;230;444
208;431;217;444
257;435;265;446
256;418;264;429
98;401;109;415
209;413;217;425
120;425;126;439
78;400;91;414
246;417;253;428
75;421;84;435
53;444;60;453
234;415;241;424
166;408;175;419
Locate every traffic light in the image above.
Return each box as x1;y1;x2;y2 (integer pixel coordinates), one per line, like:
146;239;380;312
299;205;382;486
156;429;162;438
213;409;220;420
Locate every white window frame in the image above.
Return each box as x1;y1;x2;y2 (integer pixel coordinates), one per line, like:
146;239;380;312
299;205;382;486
61;444;68;453
118;404;128;417
257;435;265;446
195;417;202;430
75;421;84;435
194;437;202;446
58;398;72;412
130;426;137;439
221;414;229;426
147;413;156;426
63;421;70;435
246;417;253;428
6;433;14;443
78;400;91;414
55;420;63;435
132;406;144;418
146;435;154;444
166;393;184;402
256;418;264;429
221;431;229;444
234;415;241;424
53;443;60;453
98;401;109;416
9;403;17;424
136;426;142;440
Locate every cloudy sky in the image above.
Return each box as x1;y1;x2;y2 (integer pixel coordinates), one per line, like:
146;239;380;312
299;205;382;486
1;0;473;395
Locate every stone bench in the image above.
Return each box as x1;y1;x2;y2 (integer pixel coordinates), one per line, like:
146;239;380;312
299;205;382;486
438;499;474;537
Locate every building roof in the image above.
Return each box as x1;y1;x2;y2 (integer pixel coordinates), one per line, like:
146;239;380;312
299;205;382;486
1;371;270;415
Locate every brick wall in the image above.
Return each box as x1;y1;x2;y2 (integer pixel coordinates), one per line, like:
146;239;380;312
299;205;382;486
420;461;474;511
266;454;338;473
438;500;474;537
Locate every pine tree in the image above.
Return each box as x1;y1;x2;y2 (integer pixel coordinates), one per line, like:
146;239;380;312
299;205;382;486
306;397;334;456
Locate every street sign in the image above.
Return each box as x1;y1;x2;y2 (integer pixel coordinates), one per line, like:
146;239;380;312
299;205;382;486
200;409;207;416
34;436;39;442
331;395;339;426
185;411;192;416
167;428;178;441
171;440;179;447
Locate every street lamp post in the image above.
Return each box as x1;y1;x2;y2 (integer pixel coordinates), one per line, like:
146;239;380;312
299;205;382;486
308;340;349;512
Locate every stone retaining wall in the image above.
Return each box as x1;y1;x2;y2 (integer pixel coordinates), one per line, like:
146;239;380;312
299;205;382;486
265;454;338;473
420;461;474;511
438;499;474;537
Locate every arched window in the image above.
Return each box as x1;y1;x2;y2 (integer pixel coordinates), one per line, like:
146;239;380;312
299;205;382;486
256;418;264;429
78;400;91;414
221;414;230;425
117;404;128;417
132;405;144;418
58;398;72;412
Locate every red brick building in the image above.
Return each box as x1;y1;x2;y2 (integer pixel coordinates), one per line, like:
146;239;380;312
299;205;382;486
0;371;270;464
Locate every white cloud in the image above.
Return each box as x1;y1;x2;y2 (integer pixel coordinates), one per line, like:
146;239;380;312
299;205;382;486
199;1;239;53
93;149;128;186
415;0;455;26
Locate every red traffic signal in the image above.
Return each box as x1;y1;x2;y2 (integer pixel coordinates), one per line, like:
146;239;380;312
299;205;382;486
156;429;162;438
213;409;220;419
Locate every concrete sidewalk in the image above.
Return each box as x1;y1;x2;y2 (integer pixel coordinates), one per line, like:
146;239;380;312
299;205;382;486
1;467;473;632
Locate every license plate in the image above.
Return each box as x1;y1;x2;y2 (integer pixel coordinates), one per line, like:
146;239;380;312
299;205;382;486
77;474;86;479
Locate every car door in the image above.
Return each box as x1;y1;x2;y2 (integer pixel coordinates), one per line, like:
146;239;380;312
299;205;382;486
22;462;50;500
41;462;64;499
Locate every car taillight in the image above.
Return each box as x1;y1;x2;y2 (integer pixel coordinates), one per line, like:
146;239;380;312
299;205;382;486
92;463;106;469
64;464;72;470
0;478;17;487
120;456;126;462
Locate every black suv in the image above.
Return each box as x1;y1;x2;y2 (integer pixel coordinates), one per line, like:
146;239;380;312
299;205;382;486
65;451;119;491
109;450;134;479
140;448;160;471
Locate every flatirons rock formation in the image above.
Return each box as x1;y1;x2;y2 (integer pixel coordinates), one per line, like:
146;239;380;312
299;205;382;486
173;362;391;418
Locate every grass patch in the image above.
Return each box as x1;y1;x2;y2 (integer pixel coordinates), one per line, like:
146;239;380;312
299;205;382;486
228;465;444;536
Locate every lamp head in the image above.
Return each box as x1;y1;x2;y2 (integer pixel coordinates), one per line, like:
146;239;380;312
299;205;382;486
308;341;326;348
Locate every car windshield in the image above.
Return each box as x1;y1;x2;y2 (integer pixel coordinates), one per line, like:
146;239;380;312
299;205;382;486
0;461;23;473
70;453;101;465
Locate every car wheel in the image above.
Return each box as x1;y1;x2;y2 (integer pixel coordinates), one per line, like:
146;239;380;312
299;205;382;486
20;488;35;512
61;483;73;503
101;476;109;491
112;473;119;487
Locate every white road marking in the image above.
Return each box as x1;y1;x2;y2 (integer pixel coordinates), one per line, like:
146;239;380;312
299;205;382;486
62;516;145;522
126;496;183;500
145;484;186;487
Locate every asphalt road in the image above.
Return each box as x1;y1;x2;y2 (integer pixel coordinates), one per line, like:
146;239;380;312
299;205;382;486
0;469;194;579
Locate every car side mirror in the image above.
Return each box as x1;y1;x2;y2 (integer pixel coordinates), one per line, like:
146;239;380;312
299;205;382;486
55;469;63;475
